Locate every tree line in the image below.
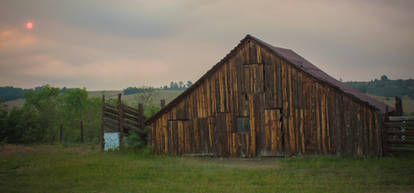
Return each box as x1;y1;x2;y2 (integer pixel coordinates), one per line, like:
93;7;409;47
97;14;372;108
160;81;193;90
0;86;47;101
345;75;414;99
122;81;192;95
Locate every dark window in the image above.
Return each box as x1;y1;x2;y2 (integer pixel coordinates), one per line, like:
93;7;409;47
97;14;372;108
237;117;250;133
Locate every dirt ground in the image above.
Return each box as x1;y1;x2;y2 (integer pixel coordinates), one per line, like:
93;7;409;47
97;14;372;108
0;144;93;156
179;156;281;169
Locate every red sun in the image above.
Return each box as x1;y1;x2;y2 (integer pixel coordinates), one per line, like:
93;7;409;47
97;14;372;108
26;22;33;29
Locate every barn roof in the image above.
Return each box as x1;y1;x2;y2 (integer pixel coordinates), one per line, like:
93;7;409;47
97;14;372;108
146;35;392;124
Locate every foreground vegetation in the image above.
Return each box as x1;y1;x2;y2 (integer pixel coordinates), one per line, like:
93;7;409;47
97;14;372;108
0;145;413;193
0;85;166;145
0;86;102;144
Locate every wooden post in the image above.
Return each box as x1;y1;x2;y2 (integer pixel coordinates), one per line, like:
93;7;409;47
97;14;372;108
137;103;145;143
395;96;403;116
49;127;54;144
118;93;124;150
80;120;84;143
101;95;105;151
60;124;63;144
138;103;144;129
160;99;166;109
382;106;389;156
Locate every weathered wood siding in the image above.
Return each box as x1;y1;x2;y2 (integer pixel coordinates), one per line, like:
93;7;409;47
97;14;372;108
150;39;383;157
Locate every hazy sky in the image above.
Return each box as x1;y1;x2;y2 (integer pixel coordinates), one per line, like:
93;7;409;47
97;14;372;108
1;0;413;90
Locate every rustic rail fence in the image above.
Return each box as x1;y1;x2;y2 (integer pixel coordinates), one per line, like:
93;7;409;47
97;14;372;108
383;116;414;153
101;94;146;150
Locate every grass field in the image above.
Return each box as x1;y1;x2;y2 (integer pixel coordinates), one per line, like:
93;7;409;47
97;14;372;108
4;90;184;110
0;145;413;193
119;90;183;107
369;95;414;114
4;98;25;110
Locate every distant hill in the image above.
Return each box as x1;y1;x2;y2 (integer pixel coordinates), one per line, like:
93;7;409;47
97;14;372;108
2;76;414;114
4;89;184;110
345;75;414;99
0;85;64;102
368;95;414;115
88;89;183;108
0;86;30;101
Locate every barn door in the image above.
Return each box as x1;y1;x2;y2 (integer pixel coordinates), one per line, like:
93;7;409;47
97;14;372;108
194;118;213;154
169;120;192;155
260;109;284;156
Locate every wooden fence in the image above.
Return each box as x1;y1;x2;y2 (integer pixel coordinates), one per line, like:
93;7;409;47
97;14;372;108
383;116;414;153
101;94;145;150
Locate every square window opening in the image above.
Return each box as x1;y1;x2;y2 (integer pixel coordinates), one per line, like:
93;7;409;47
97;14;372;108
237;117;250;133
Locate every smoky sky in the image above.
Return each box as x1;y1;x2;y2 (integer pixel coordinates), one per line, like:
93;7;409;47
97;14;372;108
0;0;413;90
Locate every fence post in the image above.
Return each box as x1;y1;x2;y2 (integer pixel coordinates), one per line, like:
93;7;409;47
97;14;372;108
60;124;63;144
137;103;145;143
101;95;105;151
382;106;389;156
138;103;144;128
80;120;84;143
118;93;124;150
49;127;54;144
160;99;165;109
395;96;403;116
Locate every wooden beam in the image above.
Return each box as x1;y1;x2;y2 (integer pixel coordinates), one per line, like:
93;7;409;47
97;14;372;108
101;95;105;151
122;104;140;116
160;100;166;109
387;130;414;136
395;97;403;116
59;124;63;144
388;148;414;153
388;116;414;121
80;120;84;143
388;140;414;145
118;93;124;150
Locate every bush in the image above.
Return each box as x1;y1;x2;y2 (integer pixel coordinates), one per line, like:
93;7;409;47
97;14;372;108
126;130;146;150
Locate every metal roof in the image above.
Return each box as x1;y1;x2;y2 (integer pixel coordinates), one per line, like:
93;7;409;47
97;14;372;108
146;35;391;124
250;35;391;113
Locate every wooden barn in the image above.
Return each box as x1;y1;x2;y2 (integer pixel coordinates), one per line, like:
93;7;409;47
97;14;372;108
146;35;392;157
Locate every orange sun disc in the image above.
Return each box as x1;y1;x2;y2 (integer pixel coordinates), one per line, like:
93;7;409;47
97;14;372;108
26;22;33;29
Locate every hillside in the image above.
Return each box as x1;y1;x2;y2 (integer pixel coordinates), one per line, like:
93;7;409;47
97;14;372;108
368;95;414;115
4;90;184;110
4;98;25;110
90;90;184;107
345;75;414;99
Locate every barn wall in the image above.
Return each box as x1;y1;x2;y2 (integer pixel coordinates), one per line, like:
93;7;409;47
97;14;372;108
150;39;383;157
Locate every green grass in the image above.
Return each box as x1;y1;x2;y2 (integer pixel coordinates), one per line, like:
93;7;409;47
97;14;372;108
0;145;413;193
4;98;25;110
119;90;183;107
88;90;121;99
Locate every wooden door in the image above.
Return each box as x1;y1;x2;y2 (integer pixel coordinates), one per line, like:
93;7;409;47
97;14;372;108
260;109;284;156
194;118;211;154
170;120;192;155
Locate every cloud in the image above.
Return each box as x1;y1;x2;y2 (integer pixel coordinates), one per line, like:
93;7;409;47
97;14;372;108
0;0;413;90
